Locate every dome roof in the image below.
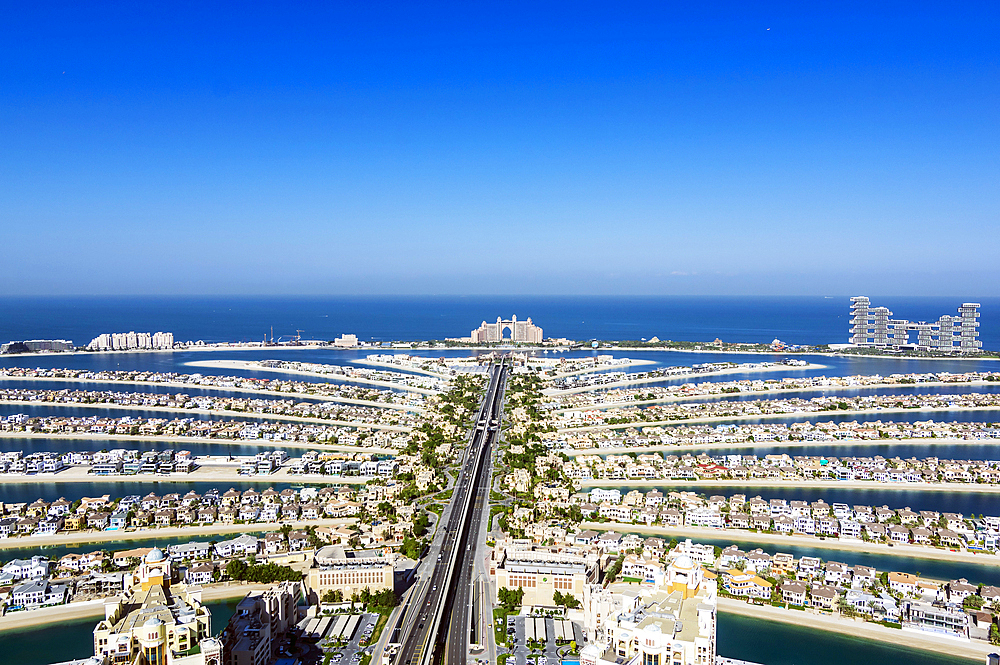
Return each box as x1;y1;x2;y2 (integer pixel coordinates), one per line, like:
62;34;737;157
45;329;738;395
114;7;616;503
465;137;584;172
144;616;163;627
673;555;693;570
146;547;165;563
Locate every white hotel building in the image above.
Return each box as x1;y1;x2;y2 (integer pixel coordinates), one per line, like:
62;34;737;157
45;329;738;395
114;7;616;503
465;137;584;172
849;297;981;353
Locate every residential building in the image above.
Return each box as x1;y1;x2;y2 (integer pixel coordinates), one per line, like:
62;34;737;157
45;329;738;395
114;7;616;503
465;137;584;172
219;582;300;665
93;548;222;665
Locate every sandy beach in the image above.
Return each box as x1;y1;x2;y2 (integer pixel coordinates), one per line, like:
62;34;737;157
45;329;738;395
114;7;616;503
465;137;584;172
717;598;988;662
0;399;413;433
0;582;279;632
185;359;442;395
0;517;354;551
351;357;453;380
547;363;828;397
567;435;999;456
548;359;658;380
0;462;373;486
555;379;1000;412
559;402;1000;433
580;521;997;566
0;374;426;412
0;431;394;454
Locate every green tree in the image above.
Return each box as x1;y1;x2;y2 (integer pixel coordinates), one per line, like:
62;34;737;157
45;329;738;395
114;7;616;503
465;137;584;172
498;586;524;611
964;595;985;610
560;593;580;609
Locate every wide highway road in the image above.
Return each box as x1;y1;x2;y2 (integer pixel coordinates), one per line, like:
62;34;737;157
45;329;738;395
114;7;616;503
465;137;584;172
392;362;507;665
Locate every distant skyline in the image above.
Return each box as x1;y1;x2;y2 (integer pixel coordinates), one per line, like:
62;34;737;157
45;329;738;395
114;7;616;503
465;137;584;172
2;2;998;296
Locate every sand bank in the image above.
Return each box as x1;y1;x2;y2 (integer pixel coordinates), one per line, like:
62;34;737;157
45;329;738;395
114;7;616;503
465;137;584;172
185;359;442;395
548;359;658;380
351;358;453;380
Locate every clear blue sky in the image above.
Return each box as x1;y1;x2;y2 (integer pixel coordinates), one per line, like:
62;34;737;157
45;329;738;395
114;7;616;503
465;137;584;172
2;2;997;296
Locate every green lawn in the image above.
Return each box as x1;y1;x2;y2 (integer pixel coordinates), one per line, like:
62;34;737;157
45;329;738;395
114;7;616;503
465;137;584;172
493;607;510;646
368;613;389;646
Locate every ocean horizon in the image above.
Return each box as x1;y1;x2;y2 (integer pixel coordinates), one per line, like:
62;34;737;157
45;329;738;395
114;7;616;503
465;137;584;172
2;295;997;350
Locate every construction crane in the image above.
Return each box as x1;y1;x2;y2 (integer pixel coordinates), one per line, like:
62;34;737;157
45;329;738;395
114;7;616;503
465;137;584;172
295;329;304;342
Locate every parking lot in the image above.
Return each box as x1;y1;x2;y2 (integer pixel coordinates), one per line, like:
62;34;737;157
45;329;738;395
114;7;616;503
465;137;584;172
321;612;380;665
505;616;568;665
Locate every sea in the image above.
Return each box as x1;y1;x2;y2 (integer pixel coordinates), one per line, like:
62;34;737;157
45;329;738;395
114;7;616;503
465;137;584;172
0;295;997;665
0;295;997;349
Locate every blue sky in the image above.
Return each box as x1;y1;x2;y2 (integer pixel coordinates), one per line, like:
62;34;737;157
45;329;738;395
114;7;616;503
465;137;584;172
2;2;997;295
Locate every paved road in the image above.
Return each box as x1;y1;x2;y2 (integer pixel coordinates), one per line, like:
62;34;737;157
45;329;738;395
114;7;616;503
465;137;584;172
444;378;503;665
393;364;507;665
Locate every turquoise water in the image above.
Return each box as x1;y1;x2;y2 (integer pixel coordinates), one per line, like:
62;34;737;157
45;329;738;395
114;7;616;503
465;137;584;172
717;613;975;664
0;599;238;665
